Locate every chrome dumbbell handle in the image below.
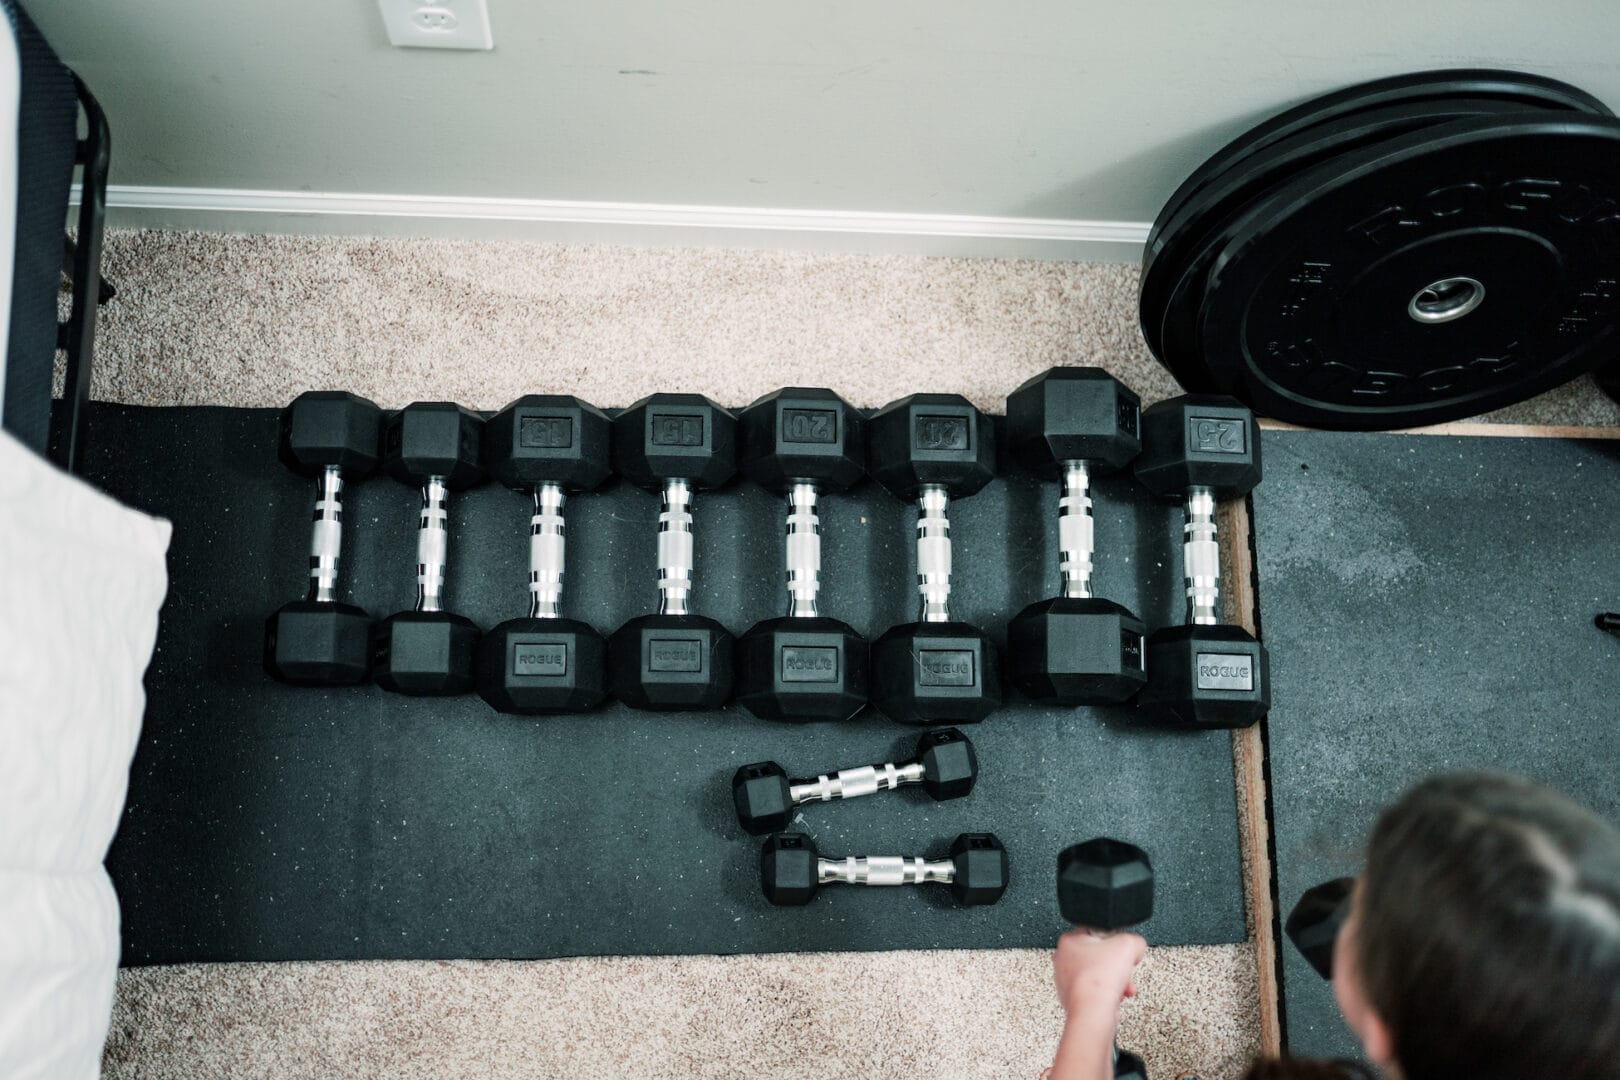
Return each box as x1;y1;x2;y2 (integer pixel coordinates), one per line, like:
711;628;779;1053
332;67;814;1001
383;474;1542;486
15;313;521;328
916;483;953;623
1183;484;1221;625
788;760;927;806
657;478;695;616
784;481;821;618
818;854;956;887
306;465;345;604
528;481;567;619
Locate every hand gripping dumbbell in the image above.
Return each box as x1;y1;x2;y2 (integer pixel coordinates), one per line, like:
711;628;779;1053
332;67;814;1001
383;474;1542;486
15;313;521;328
1058;838;1154;1080
867;394;1002;724
373;401;484;695
264;390;382;685
734;388;870;722
1285;877;1354;980
732;728;977;835
608;394;737;710
474;395;613;714
1006;367;1147;704
761;831;1008;907
1133;396;1270;728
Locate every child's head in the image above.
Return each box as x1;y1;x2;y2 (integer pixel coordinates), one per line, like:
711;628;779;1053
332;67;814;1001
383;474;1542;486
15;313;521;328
1333;773;1620;1079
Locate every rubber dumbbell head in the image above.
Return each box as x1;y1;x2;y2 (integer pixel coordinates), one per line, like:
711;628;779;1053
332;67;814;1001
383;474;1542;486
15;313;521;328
1286;877;1354;980
1139;624;1269;728
608;394;737;711
871;621;1001;724
731;727;979;835
1133;395;1262;503
737;386;865;494
1058;838;1154;930
264;390;382;686
734;617;869;722
373;402;484;696
475;395;614;714
1006;366;1141;478
866;393;995;502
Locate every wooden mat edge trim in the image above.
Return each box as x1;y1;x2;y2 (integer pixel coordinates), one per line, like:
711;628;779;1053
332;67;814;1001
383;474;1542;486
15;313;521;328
1221;496;1281;1056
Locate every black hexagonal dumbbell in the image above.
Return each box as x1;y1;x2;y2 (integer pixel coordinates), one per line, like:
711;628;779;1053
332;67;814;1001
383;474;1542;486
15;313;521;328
735;387;870;723
761;831;1008;907
608;394;737;710
867;394;1002;724
1058;838;1155;1079
475;395;613;715
1285;877;1354;980
1005;367;1147;705
1134;395;1270;728
732;728;977;835
264;390;382;686
372;402;484;695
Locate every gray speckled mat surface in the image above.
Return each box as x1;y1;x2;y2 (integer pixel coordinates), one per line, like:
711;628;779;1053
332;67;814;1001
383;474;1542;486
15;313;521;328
78;402;1246;965
1254;428;1620;1058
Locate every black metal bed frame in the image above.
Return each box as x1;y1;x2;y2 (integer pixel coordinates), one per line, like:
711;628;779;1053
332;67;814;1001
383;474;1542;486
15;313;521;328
51;73;110;474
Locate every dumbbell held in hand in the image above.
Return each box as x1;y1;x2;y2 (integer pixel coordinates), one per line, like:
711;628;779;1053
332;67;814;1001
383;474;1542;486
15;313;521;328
373;401;484;695
264;390;382;686
1285;877;1354;980
762;831;1008;907
1057;838;1154;1080
732;727;977;834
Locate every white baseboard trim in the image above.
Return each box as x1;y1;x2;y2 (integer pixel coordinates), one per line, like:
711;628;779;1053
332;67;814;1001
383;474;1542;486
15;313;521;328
81;185;1150;262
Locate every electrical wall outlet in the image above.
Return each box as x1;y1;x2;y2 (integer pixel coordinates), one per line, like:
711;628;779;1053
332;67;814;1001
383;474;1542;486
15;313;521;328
378;0;494;50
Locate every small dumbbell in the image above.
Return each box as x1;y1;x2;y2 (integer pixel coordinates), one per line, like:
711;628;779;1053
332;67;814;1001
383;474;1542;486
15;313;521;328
264;390;382;686
1285;877;1354;980
867;394;1002;724
373;401;484;695
475;395;614;714
1134;395;1270;728
732;728;978;835
1006;367;1147;704
608;394;737;710
761;832;1008;907
1058;838;1154;1080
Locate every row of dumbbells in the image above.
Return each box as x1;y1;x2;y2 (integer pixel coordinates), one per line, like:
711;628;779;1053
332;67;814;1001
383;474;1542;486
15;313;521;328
264;368;1270;728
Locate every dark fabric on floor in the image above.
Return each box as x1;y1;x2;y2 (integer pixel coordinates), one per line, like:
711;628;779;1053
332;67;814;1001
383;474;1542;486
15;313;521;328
76;402;1246;965
1255;428;1620;1059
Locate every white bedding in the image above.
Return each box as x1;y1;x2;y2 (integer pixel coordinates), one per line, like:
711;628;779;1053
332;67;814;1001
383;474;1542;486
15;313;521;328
0;431;171;1079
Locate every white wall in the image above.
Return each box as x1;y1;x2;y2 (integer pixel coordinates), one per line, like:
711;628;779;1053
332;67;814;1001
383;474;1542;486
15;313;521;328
32;1;1620;256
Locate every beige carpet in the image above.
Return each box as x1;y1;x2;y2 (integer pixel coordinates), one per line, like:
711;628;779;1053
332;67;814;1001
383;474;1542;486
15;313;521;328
83;228;1617;1080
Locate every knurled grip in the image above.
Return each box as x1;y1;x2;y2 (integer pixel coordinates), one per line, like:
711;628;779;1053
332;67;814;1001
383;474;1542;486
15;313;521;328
1058;461;1094;599
916;484;953;622
789;761;927;804
1184;485;1221;625
658;478;695;617
818;855;956;887
784;481;821;618
528;481;567;619
306;465;344;604
415;476;449;613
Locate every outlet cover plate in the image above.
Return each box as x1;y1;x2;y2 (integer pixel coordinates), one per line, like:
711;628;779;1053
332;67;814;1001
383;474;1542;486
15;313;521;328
378;0;493;50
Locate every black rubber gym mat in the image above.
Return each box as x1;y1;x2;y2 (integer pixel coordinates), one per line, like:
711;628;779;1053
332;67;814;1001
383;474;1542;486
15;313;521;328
1254;428;1620;1059
71;403;1246;965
